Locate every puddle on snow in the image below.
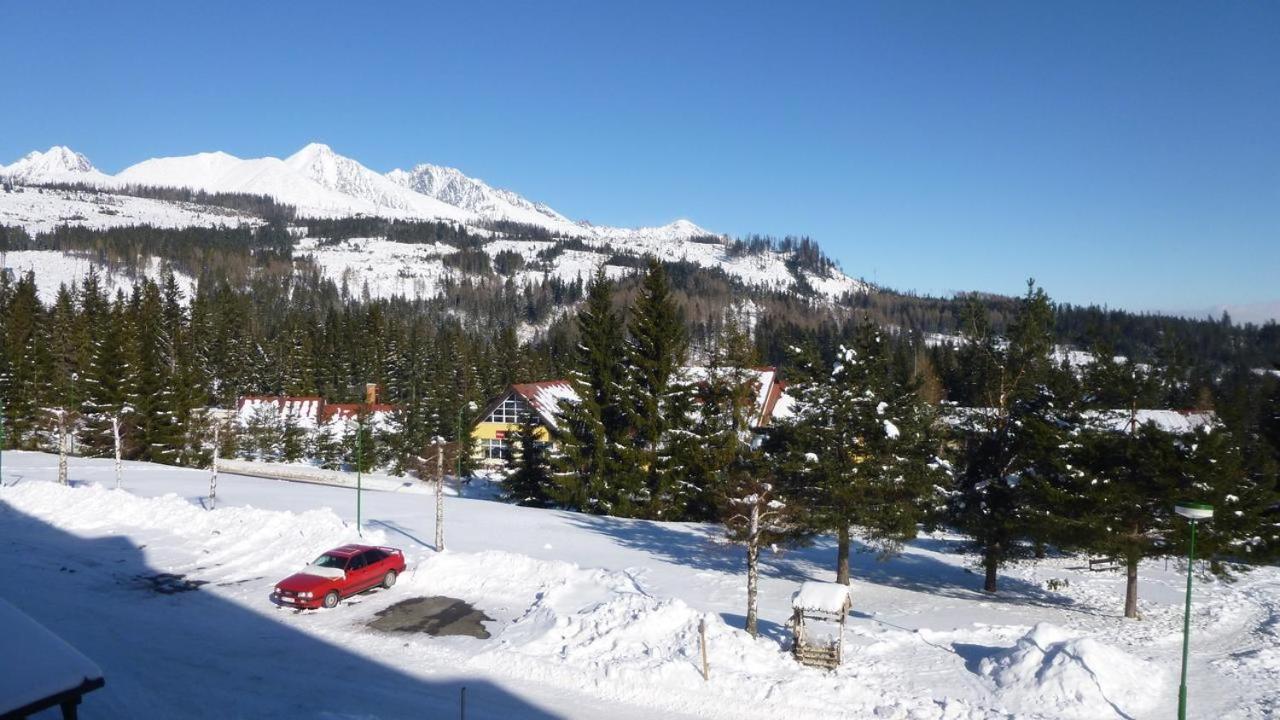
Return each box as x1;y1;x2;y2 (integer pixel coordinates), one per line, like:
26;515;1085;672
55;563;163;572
368;596;494;639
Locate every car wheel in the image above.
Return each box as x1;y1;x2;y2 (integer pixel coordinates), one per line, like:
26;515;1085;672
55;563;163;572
322;590;340;609
382;570;397;589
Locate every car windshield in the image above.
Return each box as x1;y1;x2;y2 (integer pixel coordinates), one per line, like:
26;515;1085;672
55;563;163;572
312;553;348;569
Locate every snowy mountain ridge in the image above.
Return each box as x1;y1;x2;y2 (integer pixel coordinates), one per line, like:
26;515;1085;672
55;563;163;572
2;143;870;304
3;143;708;241
1;146;114;186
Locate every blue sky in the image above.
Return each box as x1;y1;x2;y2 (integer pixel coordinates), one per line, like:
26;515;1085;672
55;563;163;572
2;2;1276;318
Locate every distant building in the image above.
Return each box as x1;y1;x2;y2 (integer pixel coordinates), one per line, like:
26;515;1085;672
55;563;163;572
235;383;397;437
470;368;791;467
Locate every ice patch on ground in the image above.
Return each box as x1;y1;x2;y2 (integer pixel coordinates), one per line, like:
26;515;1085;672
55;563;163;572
979;623;1162;719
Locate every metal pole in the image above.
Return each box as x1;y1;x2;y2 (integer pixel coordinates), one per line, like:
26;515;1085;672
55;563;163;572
0;395;5;485
356;416;363;537
1177;520;1197;720
456;407;463;481
459;685;466;720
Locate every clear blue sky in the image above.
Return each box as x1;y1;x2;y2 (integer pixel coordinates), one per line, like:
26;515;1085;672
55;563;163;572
2;1;1276;317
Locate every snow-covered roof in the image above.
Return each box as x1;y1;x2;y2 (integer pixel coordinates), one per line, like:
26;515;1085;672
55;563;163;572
0;597;104;716
506;367;791;431
511;381;580;430
1082;409;1216;434
237;396;326;428
943;407;1216;435
791;581;852;615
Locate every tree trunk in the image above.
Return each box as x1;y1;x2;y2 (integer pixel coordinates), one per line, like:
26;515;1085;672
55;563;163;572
983;548;999;593
745;503;760;637
1124;555;1139;619
836;524;851;585
1034;541;1046;559
435;444;445;551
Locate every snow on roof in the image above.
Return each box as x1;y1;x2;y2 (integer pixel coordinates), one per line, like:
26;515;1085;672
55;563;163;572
791;581;852;615
0;596;103;715
511;381;580;429
943;407;1216;435
510;367;790;430
1081;409;1216;434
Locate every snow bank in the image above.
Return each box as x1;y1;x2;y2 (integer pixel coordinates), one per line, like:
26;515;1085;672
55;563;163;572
978;623;1163;719
0;480;380;581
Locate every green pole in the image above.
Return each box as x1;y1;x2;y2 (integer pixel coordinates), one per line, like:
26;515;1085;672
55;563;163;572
1;395;5;485
1177;519;1197;720
356;416;363;537
456;406;463;480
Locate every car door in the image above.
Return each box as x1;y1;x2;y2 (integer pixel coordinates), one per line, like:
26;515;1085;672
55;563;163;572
360;549;387;588
345;552;371;592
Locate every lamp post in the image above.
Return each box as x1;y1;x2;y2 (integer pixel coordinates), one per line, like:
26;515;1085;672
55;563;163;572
1174;501;1213;720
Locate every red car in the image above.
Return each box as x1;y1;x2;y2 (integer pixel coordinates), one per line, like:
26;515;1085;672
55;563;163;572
274;544;406;609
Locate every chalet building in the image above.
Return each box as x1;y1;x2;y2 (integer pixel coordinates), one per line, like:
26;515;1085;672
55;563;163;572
471;368;790;467
235;383;398;433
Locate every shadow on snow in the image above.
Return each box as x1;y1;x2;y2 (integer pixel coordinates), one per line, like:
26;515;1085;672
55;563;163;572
0;497;562;720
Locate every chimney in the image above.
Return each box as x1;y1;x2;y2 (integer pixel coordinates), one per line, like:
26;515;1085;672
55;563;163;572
365;383;378;405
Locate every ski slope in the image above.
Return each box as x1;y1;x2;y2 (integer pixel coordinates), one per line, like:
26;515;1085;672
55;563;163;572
1;452;1275;719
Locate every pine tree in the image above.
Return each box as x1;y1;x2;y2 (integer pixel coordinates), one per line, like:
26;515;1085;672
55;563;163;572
624;259;691;518
773;317;946;584
677;312;760;520
949;282;1077;592
553;269;629;513
506;411;553;507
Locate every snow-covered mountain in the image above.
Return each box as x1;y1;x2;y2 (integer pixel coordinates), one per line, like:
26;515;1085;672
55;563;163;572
2;142;868;304
387;163;580;234
116;144;473;222
0;146;114;186
3;143;709;240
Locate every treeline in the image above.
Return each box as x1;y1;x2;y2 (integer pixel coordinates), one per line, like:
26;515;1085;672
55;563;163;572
0;267;565;474
509;272;1279;629
8;182;297;224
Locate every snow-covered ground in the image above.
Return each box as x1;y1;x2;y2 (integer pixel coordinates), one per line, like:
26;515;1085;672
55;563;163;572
2;452;1276;719
0;185;260;235
2;251;196;304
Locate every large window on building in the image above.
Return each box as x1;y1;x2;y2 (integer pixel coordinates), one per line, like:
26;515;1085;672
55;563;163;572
484;395;529;424
481;438;511;461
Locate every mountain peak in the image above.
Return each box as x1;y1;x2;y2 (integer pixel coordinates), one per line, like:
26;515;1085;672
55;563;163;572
2;145;104;184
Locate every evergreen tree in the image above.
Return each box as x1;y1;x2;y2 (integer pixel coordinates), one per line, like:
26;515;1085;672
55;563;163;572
624;259;692;518
506;411;552;507
949;282;1077;592
553;269;629;513
773;317;946;584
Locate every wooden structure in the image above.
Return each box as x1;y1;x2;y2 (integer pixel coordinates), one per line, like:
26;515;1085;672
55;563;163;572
0;597;105;719
790;581;852;670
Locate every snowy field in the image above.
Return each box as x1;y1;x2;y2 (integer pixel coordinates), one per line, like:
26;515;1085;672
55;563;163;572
1;452;1276;719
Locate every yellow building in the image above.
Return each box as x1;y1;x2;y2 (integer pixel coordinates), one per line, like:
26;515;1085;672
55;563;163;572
471;381;577;466
471;369;791;467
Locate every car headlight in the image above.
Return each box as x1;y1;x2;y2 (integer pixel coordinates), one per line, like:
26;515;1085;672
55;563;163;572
275;587;282;594
301;591;313;598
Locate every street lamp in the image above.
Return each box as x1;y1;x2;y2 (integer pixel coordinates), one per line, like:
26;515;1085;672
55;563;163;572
1174;501;1213;720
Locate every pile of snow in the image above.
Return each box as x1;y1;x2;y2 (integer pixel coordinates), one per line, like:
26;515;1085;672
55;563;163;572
792;581;852;615
978;623;1163;719
0;480;377;581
